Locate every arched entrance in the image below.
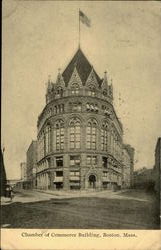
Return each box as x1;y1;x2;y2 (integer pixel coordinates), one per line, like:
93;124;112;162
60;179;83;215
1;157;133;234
88;175;96;189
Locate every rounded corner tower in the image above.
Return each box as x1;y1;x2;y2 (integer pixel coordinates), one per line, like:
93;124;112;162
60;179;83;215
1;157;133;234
36;48;124;191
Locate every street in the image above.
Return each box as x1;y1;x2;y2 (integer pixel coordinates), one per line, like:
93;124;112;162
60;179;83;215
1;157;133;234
1;189;160;229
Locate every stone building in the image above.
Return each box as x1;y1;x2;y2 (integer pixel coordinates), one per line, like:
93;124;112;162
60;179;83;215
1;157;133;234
20;162;27;181
0;149;7;196
154;137;161;194
122;146;131;188
123;144;135;187
133;167;154;189
36;48;134;190
26;140;37;188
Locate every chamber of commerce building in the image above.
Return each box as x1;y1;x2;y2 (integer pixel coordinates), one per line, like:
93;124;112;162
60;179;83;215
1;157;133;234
36;48;134;190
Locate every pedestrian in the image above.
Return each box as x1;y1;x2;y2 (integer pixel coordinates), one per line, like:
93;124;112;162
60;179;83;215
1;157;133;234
11;187;14;201
8;186;14;202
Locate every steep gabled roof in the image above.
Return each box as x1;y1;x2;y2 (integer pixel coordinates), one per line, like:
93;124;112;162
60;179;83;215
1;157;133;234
62;48;101;86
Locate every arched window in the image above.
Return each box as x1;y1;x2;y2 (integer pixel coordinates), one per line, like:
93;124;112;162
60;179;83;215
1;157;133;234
45;125;51;154
88;85;96;97
70;118;81;149
86;119;97;149
101;122;108;151
71;83;79;95
54;120;64;150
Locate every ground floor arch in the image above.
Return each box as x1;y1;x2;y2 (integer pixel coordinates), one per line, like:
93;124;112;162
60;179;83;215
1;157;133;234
88;174;97;188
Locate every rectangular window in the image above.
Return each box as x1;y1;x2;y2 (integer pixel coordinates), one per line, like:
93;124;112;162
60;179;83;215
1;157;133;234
70;155;80;167
70;127;75;133
70;171;80;176
87;156;97;166
102;157;108;168
56;171;63;176
92;156;97;165
103;171;108;177
87;156;91;165
56;156;63;167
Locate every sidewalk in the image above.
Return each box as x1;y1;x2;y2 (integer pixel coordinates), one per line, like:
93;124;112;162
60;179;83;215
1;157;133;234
33;189;152;202
33;188;118;199
1;196;13;205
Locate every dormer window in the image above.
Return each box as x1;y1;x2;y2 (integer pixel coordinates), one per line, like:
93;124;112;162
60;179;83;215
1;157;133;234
55;87;63;98
88;85;96;97
71;83;79;95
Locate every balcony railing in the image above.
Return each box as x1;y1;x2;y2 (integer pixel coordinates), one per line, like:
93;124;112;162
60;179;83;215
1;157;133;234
48;89;112;103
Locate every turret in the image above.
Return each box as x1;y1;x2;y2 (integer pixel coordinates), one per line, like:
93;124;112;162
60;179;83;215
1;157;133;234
46;75;54;104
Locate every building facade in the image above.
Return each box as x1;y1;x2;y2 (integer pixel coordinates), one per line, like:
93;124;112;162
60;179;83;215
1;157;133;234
133;167;155;189
122;146;131;188
154;137;161;194
26;140;37;188
0;149;7;196
36;48;134;190
20;162;27;181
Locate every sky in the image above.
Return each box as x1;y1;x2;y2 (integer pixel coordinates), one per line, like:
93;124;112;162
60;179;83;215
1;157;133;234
2;0;161;179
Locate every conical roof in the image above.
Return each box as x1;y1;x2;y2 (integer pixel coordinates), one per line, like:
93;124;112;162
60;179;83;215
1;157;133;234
62;48;101;86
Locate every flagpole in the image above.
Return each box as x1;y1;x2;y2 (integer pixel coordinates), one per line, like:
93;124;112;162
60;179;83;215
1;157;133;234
79;8;80;48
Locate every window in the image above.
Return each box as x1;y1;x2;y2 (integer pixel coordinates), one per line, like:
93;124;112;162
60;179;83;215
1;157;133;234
70;103;82;112
55;87;63;98
86;103;98;113
60;104;64;113
54;104;64;114
86;119;97;149
56;157;63;167
88;85;96;97
56;171;63;176
70;171;80;176
70;155;81;167
87;156;97;166
70;119;81;149
94;104;98;113
86;103;90;111
102;157;108;168
54;120;64;150
71;83;79;95
101;122;108;151
103;171;108;177
45;124;51;154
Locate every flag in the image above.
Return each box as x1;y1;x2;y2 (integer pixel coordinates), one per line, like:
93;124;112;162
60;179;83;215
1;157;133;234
79;10;91;27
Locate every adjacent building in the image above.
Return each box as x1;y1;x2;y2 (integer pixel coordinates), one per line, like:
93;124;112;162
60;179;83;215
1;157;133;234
153;137;161;195
26;140;37;188
20;162;27;181
133;167;155;189
122;146;131;188
0;149;7;196
36;48;134;190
